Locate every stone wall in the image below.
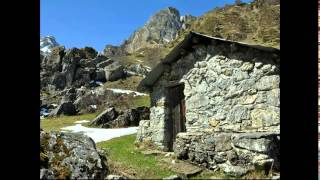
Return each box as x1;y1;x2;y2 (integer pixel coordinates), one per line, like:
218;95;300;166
135;40;280;175
174;131;280;176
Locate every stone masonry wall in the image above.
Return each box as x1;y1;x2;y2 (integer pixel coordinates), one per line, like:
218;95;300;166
136;41;280;175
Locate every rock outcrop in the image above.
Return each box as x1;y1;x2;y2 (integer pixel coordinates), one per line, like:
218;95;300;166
40;45;115;92
40;130;108;179
125;64;151;77
102;7;196;56
91;106;150;128
122;7;196;53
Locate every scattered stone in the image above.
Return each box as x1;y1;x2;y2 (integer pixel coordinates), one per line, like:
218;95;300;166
91;107;118;126
49;101;76;116
163;175;182;180
106;174;128;180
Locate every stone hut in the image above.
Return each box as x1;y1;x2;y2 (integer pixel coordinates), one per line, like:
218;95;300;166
136;32;280;176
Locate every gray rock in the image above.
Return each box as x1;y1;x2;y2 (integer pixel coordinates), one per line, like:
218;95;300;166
40;131;108;179
123;7;193;53
49;101;76;116
91;107;119;126
226;106;249;123
79;58;96;68
233;132;279;153
214;134;232;152
51;72;66;90
163;175;182;180
94;68;106;81
219;163;249;177
96;60;113;68
40;168;54;179
106;174;128;180
255;75;279;91
125;64;151;77
104;61;125;81
102;107;150;128
103;45;128;57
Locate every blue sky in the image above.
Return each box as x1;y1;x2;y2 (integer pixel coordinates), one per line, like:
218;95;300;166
41;0;251;52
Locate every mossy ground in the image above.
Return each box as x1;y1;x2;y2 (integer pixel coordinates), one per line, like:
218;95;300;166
97;134;176;179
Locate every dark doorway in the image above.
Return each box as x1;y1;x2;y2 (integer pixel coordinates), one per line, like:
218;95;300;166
166;83;186;151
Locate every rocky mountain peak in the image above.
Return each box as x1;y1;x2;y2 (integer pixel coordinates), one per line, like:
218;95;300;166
121;7;196;53
40;35;59;54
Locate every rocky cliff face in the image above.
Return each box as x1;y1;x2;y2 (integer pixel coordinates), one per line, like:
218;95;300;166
40;36;59;54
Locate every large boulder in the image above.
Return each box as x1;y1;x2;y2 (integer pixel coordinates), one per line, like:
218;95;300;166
103;109;140;128
125;64;151;77
40;130;108;179
91;107;119;126
101;106;150;128
61;48;86;87
49;101;77;116
94;68;106;82
104;61;125;81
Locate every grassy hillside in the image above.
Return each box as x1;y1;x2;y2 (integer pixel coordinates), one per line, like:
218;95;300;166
189;0;280;48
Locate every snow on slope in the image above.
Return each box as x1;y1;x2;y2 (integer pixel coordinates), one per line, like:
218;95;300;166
61;124;138;143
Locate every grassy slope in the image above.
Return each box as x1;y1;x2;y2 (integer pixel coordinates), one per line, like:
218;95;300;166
41;113;98;131
41;94;150;131
97;134;175;179
103;76;144;91
189;1;280;48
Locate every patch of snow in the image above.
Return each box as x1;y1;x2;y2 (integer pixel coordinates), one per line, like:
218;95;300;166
163;38;170;43
136;59;143;62
96;81;104;86
51;103;58;107
74;120;90;124
145;66;151;70
61;124;138;143
89;105;97;109
106;88;147;97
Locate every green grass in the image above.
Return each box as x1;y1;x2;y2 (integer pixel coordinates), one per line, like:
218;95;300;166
130;95;151;108
41;113;98;131
103;76;144;91
97;134;176;179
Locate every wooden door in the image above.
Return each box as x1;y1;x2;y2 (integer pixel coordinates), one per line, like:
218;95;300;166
167;84;186;151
